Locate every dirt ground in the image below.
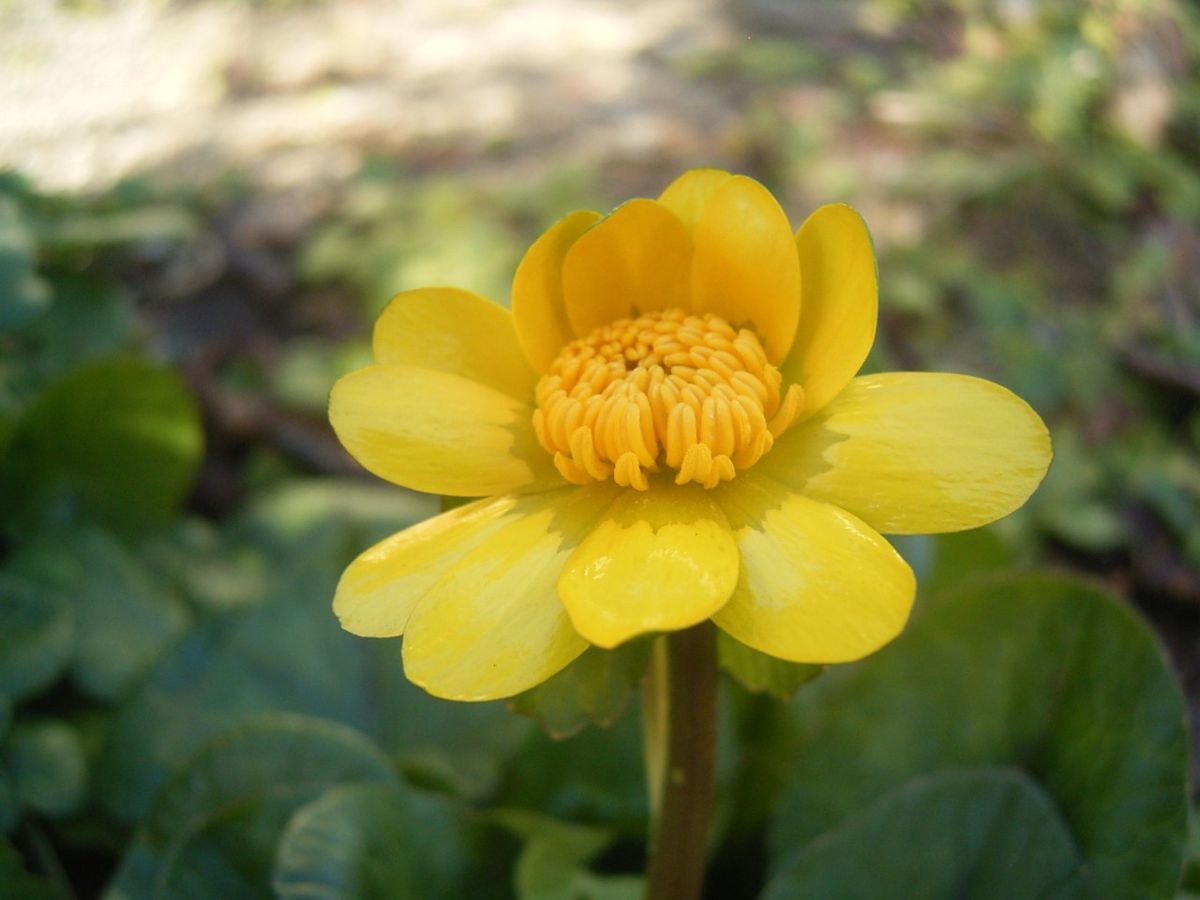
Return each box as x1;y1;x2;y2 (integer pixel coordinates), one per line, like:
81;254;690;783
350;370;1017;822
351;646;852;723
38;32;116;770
0;0;748;193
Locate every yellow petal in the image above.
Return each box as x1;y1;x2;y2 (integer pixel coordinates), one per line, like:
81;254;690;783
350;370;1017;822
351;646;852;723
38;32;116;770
512;210;601;372
373;287;537;400
561;199;692;337
780;203;878;415
760;372;1053;534
712;474;915;663
689;175;801;363
334;495;520;637
329;363;562;496
402;484;618;701
658;168;735;232
558;480;738;649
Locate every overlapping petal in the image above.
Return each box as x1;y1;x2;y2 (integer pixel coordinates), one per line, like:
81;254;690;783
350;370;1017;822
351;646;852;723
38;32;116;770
780;203;878;415
658;168;735;232
401;484;618;700
687;175;802;363
712;473;915;663
558;480;739;648
373;287;537;400
334;495;522;637
329;363;563;497
759;372;1053;534
561;199;692;336
512;210;601;372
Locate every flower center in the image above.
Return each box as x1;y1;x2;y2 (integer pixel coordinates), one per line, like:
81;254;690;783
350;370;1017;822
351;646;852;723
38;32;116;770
532;308;804;490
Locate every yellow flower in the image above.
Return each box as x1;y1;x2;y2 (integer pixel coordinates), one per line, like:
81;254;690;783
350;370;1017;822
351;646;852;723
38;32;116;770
329;169;1052;702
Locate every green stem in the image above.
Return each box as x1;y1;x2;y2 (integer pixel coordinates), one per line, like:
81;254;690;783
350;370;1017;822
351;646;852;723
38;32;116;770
641;622;718;900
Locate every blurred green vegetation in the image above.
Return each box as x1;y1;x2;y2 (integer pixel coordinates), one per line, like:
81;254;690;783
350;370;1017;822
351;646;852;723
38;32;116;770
1;0;1199;896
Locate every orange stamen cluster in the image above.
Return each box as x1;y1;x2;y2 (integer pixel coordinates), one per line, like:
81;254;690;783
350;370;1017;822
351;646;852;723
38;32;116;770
533;309;804;490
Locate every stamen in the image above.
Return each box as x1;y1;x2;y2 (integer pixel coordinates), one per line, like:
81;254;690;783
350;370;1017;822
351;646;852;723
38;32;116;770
533;309;804;490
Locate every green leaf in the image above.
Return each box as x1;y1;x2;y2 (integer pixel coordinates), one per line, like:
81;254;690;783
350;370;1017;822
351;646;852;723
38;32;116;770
0;575;74;702
0;771;16;835
509;642;651;739
492;810;642;900
6;527;191;700
768;572;1189;898
0;355;203;531
108;714;397;900
717;632;822;700
2;720;87;818
271;782;467;899
764;768;1086;899
0;194;51;334
96;550;527;821
0;840;54;900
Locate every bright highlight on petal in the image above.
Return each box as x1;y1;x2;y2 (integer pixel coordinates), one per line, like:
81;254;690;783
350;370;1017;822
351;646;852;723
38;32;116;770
558;481;738;648
761;373;1053;534
373;287;537;400
562;199;692;337
512;210;601;373
689;175;802;363
402;485;617;701
781;203;878;415
713;474;915;663
658;168;735;232
329;364;563;497
334;495;520;637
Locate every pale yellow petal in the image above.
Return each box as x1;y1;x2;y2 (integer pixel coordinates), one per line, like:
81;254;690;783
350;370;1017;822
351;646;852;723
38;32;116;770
561;199;692;337
780;203;878;415
558;480;738;649
334;495;520;637
657;168;735;232
329;363;562;497
402;484;618;701
512;210;601;372
690;175;801;363
712;474;915;663
760;372;1053;534
373;287;537;400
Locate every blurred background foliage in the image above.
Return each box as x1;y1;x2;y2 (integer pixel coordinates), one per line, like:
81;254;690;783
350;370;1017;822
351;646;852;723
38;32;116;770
1;0;1198;896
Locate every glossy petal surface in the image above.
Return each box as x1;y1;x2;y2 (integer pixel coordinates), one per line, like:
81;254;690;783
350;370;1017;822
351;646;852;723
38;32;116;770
333;496;519;637
329;363;562;497
713;474;915;663
373;287;537;400
658;168;735;232
780;204;878;415
561;199;692;336
760;373;1053;534
558;481;738;648
512;210;601;372
401;485;617;700
690;175;801;363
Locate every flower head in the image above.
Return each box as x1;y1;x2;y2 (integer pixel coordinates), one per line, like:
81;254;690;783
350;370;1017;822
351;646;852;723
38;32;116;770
329;169;1052;701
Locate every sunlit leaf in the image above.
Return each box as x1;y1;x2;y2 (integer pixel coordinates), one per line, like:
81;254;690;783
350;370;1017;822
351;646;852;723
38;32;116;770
0;355;203;532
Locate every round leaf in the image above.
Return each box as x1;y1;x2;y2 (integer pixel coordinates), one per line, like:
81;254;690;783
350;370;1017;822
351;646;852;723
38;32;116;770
0;355;203;531
272;782;466;899
108;714;397;899
769;573;1188;898
0;575;74;702
3;720;87;818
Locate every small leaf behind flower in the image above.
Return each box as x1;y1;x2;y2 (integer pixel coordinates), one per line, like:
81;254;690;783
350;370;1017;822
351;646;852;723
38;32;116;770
717;632;822;700
509;641;652;739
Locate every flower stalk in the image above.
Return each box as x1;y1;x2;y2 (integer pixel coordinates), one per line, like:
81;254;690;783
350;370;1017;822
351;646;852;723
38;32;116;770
642;621;718;900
